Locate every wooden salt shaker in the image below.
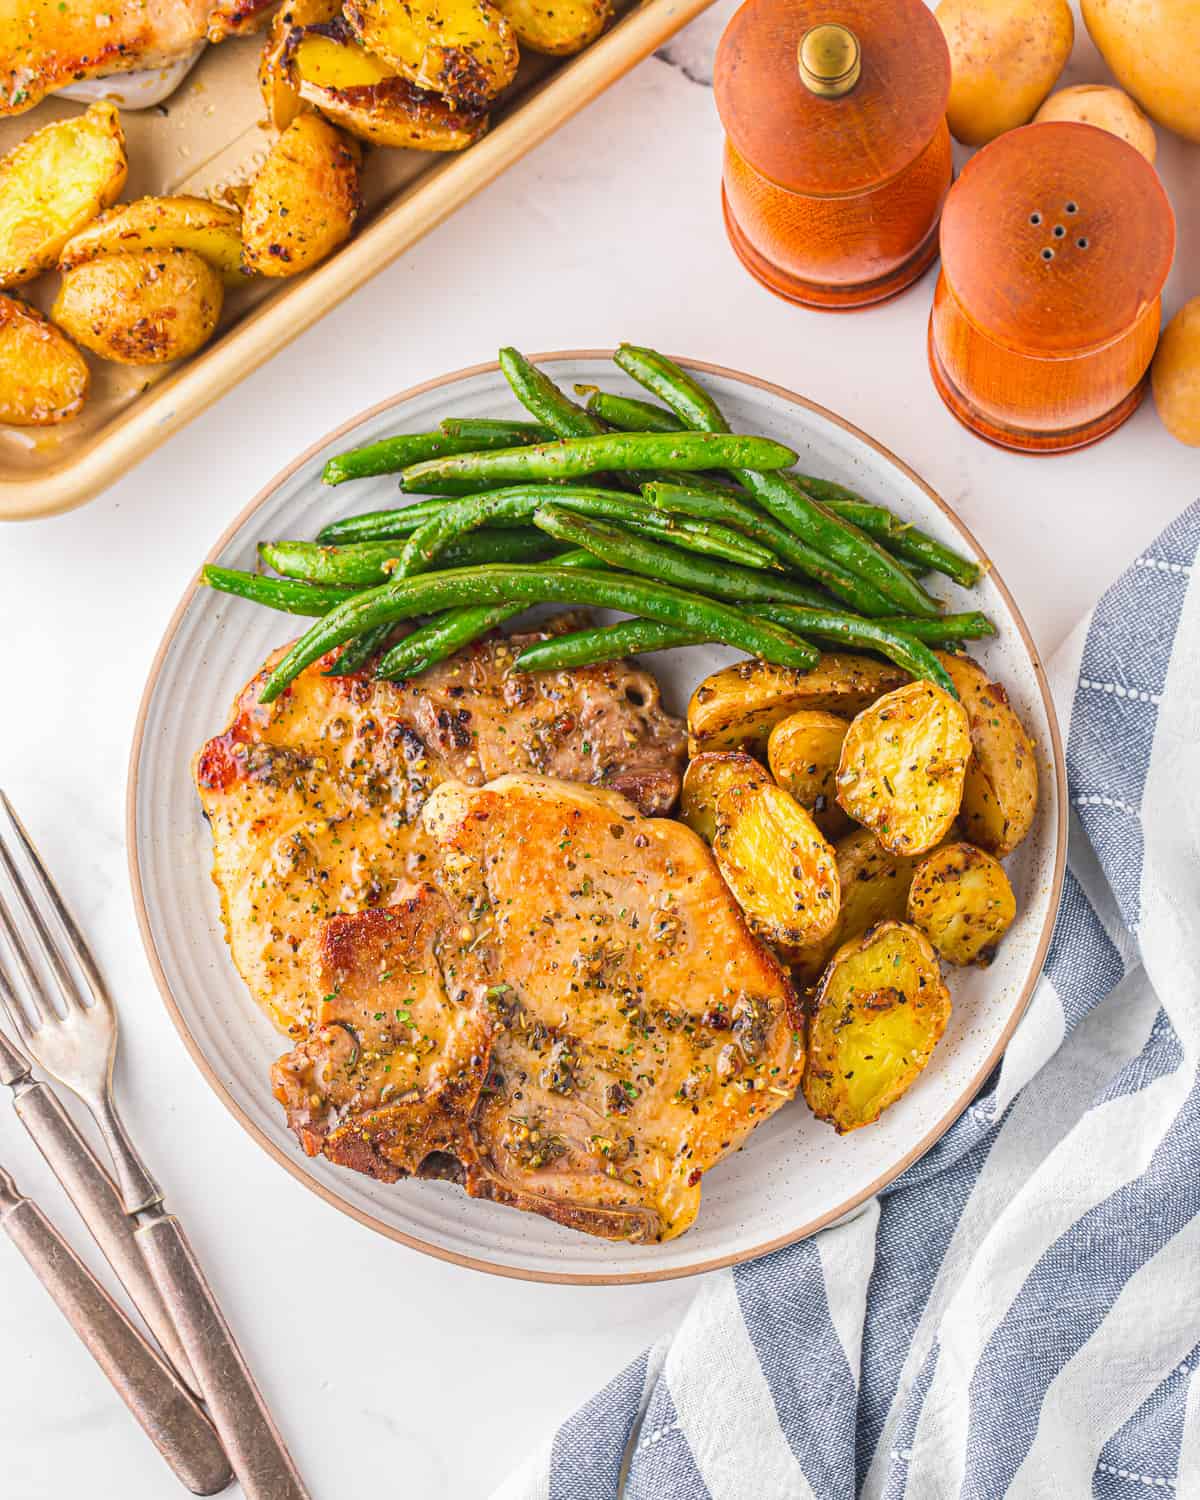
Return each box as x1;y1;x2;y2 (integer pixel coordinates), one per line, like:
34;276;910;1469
714;0;953;310
928;121;1176;453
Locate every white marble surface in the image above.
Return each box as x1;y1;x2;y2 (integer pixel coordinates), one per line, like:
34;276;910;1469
0;4;1197;1496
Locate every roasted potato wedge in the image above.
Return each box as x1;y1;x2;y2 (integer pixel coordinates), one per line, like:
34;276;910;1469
680;750;763;844
343;0;518;105
936;652;1039;857
0;102;126;289
767;709;852;840
0;295;88;425
836;681;971;856
52;249;223;365
803;920;951;1133
688;654;909;757
241;114;362;278
907;841;1016;967
493;0;609;54
259;0;343;129
289;28;490;149
58;196;247;287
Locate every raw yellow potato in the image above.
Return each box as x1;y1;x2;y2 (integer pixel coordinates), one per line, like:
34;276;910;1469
687;654;908;757
242;114;362;278
1151;299;1200;447
836;681;971;856
0;102;127;289
907;842;1016;966
0;295;88;425
289;29;490;149
58;196;247;287
53;249;223;365
259;0;342;129
343;0;518;105
936;652;1038;857
803;920;951;1133
936;0;1074;146
1082;0;1200;142
680;750;762;844
1034;84;1157;161
767;709;852;840
493;0;609;54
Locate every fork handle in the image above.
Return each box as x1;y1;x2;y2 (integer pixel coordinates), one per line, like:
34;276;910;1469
12;1081;201;1396
0;1194;232;1495
136;1214;312;1500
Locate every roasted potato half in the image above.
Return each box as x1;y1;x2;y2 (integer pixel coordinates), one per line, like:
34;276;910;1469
836;681;971;856
242;113;362;278
0;296;88;425
494;0;609;54
680;750;763;844
803;920;951;1133
59;196;247;287
0;102;127;288
688;654;909;757
767;709;852;840
259;0;342;129
343;0;519;105
908;842;1016;967
289;29;490;149
936;653;1038;857
52;249;223;365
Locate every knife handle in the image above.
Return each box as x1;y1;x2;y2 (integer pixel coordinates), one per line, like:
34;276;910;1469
136;1214;311;1500
13;1080;201;1396
0;1190;232;1495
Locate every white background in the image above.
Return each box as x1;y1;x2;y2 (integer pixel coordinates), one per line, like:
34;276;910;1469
1;2;1198;1495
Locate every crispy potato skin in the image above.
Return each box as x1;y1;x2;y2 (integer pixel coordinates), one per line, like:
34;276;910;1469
0;295;88;425
688;654;908;757
680;750;764;844
936;652;1038;857
907;842;1016;967
58;195;247;287
343;0;518;105
493;0;609;54
52;249;223;364
767;709;852;840
803;920;951;1133
0;103;127;288
242;115;362;278
836;682;971;857
259;0;343;127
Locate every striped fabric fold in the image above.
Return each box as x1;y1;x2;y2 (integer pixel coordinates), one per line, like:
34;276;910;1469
494;502;1200;1500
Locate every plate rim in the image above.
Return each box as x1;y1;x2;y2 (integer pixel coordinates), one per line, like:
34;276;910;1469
126;349;1069;1286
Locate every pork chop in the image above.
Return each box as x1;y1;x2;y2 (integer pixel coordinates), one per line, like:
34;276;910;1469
195;624;686;1037
272;775;804;1242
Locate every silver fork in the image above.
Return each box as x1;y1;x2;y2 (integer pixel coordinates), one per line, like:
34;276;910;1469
0;791;311;1500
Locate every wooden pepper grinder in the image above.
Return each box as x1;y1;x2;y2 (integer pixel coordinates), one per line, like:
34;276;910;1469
713;0;953;310
928;121;1175;452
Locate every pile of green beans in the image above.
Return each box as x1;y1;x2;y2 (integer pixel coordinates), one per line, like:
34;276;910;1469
204;344;994;700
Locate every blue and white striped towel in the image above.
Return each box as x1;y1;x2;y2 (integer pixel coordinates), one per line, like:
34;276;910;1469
495;501;1200;1500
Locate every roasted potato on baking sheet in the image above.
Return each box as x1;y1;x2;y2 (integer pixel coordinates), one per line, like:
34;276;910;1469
242;114;362;277
836;682;971;857
494;0;610;54
59;196;247;287
0;103;126;289
53;249;223;364
908;841;1015;967
259;0;343;129
688;654;909;757
803;920;951;1133
767;709;852;840
936;652;1038;857
0;295;88;425
343;0;519;105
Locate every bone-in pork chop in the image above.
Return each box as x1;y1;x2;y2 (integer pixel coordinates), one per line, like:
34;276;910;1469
272;775;804;1242
195;626;686;1037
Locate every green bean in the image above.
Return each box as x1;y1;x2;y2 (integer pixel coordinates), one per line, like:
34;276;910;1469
866;611;994;643
324;623;397;676
322;427;544;486
530;505;833;610
815;498;982;588
515;618;699;671
201;567;356;615
439;417;554;443
575;388;685;433
622;514;778;569
499;348;606;438
398;431;798;495
749;605;956;693
613;344;941;618
261;528;557;586
245;564;820;702
316;499;448;546
643;481;894;616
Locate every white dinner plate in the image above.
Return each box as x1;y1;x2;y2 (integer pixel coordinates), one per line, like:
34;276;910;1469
128;352;1066;1284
